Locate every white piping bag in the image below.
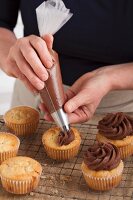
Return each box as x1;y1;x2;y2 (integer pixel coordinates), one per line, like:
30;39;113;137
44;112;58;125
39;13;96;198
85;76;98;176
36;0;73;132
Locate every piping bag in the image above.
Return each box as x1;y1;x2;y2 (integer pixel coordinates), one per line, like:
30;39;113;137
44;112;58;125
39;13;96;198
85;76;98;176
36;0;73;132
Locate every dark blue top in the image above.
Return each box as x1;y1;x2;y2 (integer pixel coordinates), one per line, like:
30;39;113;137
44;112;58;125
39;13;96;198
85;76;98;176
1;0;133;85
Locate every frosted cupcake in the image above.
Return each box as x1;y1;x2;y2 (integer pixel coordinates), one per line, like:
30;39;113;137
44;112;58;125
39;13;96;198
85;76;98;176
96;112;133;159
0;132;20;164
0;156;42;194
81;142;124;191
4;106;39;136
42;127;81;160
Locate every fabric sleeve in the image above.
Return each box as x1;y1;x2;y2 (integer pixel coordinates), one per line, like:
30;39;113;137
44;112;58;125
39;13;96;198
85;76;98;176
0;0;20;31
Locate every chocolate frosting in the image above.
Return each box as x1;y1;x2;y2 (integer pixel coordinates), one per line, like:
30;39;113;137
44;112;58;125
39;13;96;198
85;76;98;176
57;129;75;146
97;112;133;140
84;143;120;171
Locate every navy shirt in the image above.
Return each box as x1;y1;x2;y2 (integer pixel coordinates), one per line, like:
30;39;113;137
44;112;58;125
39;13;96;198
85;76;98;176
0;0;133;85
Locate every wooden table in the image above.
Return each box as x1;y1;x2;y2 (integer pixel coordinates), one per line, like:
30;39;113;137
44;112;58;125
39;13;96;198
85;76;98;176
0;115;133;200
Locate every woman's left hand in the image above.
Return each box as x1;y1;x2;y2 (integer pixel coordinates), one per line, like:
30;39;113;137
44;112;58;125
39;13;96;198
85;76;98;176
40;66;113;123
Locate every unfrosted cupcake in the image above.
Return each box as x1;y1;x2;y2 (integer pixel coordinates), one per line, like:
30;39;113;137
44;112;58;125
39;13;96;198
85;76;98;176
0;132;20;164
4;106;39;136
96;112;133;159
0;156;42;194
42;127;81;160
81;142;124;191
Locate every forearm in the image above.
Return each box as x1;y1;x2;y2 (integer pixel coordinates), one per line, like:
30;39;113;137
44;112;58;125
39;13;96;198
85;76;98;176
0;28;16;69
96;62;133;91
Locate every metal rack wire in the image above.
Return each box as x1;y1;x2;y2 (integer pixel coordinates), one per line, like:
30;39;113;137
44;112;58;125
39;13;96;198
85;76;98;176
0;117;133;200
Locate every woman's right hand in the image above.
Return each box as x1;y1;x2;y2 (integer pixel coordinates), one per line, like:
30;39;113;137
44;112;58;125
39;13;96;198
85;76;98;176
3;34;53;93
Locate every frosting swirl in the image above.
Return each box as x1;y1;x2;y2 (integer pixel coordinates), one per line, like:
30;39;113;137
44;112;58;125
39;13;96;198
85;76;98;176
57;129;75;146
97;112;133;140
84;143;120;171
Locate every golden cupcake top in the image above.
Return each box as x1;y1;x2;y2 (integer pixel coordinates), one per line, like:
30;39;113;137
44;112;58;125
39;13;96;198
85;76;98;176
4;106;39;124
0;156;42;180
42;127;81;150
0;132;20;152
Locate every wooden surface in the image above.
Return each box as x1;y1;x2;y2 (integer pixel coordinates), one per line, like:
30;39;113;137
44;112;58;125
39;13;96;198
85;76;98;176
0;115;133;200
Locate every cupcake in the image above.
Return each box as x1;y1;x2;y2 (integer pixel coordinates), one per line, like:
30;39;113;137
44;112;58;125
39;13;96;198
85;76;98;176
96;112;133;159
0;156;42;194
81;142;124;191
42;127;81;160
4;106;39;136
0;132;20;164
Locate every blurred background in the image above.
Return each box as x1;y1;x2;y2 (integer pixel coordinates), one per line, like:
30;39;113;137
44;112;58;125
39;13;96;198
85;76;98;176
0;14;23;115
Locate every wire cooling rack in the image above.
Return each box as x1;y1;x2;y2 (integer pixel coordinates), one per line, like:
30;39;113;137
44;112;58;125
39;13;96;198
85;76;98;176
0;115;133;200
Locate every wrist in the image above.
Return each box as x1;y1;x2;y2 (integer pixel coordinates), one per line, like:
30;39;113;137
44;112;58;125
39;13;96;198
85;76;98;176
95;63;133;91
94;66;115;94
105;63;133;90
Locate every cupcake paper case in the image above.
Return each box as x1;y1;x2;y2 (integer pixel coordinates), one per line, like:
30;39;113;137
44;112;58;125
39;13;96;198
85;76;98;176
42;127;81;160
81;142;124;191
4;106;40;136
0;132;20;164
96;112;133;159
0;156;42;194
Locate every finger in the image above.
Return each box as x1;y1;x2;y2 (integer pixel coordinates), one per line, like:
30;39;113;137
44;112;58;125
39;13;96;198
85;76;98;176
29;35;53;68
15;50;45;90
43;34;54;50
39;103;53;121
64;89;89;113
67;106;91;124
64;88;75;102
44;113;53;121
19;73;38;94
20;39;49;82
10;62;38;93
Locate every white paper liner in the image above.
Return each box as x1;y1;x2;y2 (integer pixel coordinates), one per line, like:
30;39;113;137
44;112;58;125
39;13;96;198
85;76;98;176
0;176;41;194
0;133;20;163
81;161;124;191
43;143;80;160
5;121;39;136
0;150;18;164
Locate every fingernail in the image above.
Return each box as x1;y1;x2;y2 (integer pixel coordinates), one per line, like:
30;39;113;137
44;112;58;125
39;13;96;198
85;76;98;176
44;113;51;119
37;82;44;90
38;104;42;109
44;112;49;117
67;104;72;113
46;60;53;68
42;72;48;81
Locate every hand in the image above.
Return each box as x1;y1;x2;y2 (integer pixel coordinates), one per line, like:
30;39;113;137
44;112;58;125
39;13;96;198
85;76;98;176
3;34;54;92
64;69;112;123
40;67;113;123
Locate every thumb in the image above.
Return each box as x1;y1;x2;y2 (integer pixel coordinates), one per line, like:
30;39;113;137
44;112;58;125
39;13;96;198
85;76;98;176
64;90;89;113
43;34;54;49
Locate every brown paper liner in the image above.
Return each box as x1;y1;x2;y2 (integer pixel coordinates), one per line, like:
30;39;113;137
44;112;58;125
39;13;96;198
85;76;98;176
43;143;80;160
5;121;39;136
96;134;133;160
0;176;40;194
